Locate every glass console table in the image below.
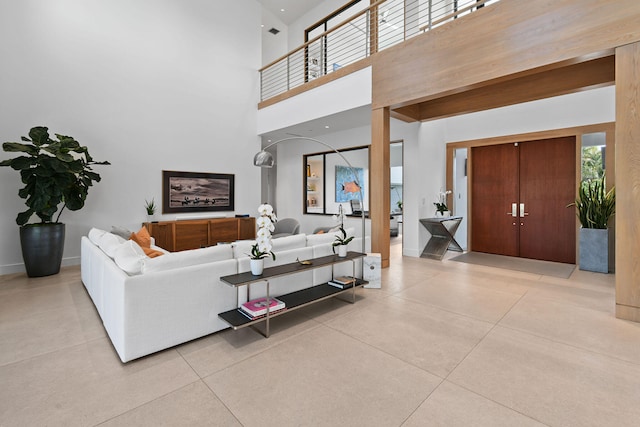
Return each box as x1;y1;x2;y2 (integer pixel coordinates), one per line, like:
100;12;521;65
419;216;463;260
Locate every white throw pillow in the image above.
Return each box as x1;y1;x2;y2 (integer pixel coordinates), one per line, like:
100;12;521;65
110;225;133;240
305;232;335;247
88;228;107;245
142;244;233;274
114;240;146;275
271;234;307;252
98;232;126;258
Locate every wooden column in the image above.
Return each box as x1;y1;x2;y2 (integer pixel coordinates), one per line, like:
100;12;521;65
615;42;640;322
369;0;379;56
371;107;390;267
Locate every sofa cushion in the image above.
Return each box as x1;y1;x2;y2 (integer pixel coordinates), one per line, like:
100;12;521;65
306;227;355;247
271;234;307;252
129;226;164;258
98;232;126;258
130;226;152;248
232;240;256;259
88;228;107;245
141;244;233;274
305;232;335;246
111;225;133;240
114;240;146;275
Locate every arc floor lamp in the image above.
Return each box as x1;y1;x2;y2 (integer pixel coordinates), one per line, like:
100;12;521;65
253;136;367;259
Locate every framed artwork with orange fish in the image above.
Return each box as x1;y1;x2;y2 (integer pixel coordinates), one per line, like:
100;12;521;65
335;165;364;203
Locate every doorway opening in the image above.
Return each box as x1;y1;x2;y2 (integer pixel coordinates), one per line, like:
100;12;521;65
390;141;403;246
446;123;615;265
471;137;576;264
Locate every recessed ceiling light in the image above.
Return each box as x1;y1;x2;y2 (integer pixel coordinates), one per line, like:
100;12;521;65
267;139;272;142
280;8;285;12
325;125;330;129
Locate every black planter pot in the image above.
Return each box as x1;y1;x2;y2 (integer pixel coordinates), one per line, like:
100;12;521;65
20;223;65;277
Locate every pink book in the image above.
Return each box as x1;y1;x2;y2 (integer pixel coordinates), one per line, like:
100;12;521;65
240;297;285;317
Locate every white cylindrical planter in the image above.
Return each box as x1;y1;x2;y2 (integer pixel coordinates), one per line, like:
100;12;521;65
338;245;347;257
250;258;264;275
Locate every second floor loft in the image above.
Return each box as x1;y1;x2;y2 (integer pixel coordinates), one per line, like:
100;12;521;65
259;0;639;128
260;0;499;106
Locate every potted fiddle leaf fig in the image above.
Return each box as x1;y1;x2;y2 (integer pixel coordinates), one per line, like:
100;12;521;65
567;176;615;273
1;126;110;277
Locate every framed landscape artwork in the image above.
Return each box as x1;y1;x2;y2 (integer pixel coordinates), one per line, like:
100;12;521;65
162;170;235;214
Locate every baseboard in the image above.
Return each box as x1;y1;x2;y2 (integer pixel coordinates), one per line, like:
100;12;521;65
403;248;420;258
0;256;80;278
0;262;26;276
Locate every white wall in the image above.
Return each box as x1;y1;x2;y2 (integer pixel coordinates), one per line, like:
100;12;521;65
261;7;288;65
257;66;372;135
0;0;263;274
274;125;373;237
453;148;468;249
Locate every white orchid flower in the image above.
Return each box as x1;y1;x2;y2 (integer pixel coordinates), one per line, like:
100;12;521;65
258;203;274;217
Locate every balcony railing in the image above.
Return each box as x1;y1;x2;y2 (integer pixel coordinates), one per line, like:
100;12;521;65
260;0;499;102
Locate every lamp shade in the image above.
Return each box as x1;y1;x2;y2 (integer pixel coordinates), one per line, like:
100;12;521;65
253;150;274;168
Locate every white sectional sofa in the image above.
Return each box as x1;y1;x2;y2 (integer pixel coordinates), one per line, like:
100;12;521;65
81;227;366;363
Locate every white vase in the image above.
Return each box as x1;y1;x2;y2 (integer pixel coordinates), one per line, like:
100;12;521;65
250;258;264;275
338;245;347;257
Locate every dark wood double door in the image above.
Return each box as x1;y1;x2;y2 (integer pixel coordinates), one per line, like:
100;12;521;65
471;137;576;264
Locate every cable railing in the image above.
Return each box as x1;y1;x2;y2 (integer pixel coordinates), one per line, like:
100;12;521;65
260;0;499;102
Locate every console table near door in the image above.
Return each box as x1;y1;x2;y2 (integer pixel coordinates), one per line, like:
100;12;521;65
219;252;367;338
419;216;464;260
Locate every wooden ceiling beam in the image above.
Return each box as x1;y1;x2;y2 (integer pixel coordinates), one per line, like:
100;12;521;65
392;56;614;122
390;105;421;122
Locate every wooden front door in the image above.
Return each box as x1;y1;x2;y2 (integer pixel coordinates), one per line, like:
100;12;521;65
471;137;576;264
471;143;519;257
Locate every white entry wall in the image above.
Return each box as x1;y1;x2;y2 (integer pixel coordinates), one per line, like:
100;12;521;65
402;85;615;258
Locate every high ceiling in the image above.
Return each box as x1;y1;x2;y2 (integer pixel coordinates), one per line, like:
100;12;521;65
256;0;321;25
256;0;372;141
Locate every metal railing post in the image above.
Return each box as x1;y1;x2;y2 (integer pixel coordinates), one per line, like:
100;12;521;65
429;0;433;31
286;56;290;91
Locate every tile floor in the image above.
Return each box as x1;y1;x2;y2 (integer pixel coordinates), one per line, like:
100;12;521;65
1;243;639;426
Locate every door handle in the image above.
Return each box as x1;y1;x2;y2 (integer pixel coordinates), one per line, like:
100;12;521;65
520;203;529;217
508;203;517;217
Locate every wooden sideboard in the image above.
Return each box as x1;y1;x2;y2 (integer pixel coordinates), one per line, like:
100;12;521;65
144;217;255;252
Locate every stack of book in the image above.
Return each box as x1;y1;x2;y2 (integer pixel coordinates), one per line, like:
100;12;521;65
328;276;356;289
240;296;286;319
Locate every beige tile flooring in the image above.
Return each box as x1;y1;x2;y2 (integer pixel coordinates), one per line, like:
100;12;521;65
2;243;639;426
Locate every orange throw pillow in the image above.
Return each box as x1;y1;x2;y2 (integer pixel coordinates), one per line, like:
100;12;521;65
130;226;152;248
143;247;164;258
130;226;164;257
